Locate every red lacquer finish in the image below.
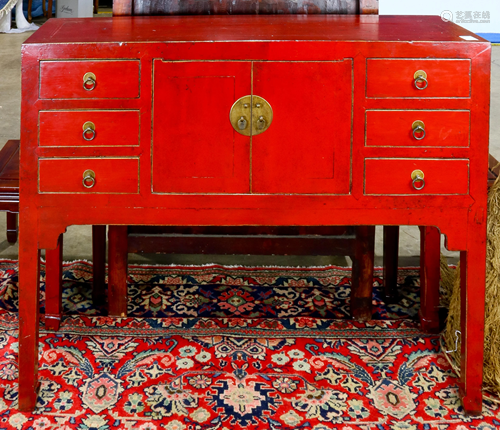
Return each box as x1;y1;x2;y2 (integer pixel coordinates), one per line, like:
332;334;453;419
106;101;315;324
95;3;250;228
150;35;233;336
366;110;470;148
19;15;490;414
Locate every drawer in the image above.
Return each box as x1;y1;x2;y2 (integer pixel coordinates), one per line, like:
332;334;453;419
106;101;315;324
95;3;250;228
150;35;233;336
366;110;470;147
39;158;139;193
366;59;470;98
39;111;140;147
39;60;140;99
364;159;469;195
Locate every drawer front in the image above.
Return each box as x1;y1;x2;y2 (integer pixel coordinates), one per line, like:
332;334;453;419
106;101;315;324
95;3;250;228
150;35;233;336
40;61;140;99
364;159;469;195
39;158;139;193
366;59;470;98
39;111;140;147
366;110;470;147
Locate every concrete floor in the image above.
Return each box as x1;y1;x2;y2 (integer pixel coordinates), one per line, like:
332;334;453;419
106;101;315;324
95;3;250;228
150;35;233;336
0;20;499;267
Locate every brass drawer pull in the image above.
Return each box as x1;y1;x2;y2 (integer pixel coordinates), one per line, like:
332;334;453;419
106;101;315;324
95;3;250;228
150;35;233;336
83;72;96;91
412;120;426;140
82;169;96;188
82;121;96;141
411;169;425;190
414;70;428;90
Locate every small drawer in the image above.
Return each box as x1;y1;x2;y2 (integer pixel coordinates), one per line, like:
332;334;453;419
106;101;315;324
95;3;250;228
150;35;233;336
39;111;140;147
364;159;469;195
366;110;470;147
39;158;139;193
39;60;140;99
366;59;470;98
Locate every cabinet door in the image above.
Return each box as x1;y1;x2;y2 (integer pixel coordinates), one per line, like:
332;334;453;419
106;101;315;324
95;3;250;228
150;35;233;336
152;61;251;193
252;60;352;194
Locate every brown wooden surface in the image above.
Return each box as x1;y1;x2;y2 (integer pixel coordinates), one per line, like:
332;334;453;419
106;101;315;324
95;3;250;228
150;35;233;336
350;226;375;321
107;226;128;317
92;226;107;307
382;226;399;303
124;0;374;16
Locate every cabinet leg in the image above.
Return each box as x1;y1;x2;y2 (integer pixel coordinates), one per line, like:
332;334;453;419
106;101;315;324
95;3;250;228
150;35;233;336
6;212;18;244
351;226;375;321
383;226;399;303
108;226;128;317
418;226;441;333
459;240;486;415
45;234;63;331
18;213;40;411
92;225;107;308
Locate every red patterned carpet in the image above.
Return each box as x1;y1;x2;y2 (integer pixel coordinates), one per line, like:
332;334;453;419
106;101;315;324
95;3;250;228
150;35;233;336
0;260;498;429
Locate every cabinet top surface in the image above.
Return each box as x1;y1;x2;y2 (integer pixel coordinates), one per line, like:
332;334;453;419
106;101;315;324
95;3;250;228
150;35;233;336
24;15;488;45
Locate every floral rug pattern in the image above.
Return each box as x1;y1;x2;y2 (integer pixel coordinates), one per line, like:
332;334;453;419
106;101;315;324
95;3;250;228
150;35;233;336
0;260;497;429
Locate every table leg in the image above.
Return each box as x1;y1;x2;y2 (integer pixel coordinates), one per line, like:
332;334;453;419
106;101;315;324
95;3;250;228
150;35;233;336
18;214;40;411
45;234;63;331
351;225;375;321
7;212;18;244
383;225;399;303
92;225;107;308
459;236;486;415
418;226;441;333
108;225;128;317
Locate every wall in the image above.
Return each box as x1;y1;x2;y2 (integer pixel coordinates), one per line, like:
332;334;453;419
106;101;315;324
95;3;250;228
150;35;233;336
380;0;500;34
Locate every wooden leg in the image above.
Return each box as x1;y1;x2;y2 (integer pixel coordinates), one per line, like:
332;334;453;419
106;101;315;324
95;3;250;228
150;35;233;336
18;213;40;411
108;226;128;317
351;225;375;321
418;226;441;333
27;0;33;22
44;235;63;331
94;0;98;14
92;225;107;308
6;212;18;244
459;230;486;415
42;0;46;16
383;225;399;303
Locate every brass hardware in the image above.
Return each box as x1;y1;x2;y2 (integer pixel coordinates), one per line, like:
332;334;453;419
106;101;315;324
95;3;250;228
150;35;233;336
83;72;96;91
414;70;428;90
230;95;252;136
411;169;425;190
82;121;96;141
82;169;96;188
230;95;273;136
411;120;426;140
251;95;273;136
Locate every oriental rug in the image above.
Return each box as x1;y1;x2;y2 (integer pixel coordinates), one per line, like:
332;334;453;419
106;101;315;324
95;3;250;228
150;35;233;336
0;260;498;430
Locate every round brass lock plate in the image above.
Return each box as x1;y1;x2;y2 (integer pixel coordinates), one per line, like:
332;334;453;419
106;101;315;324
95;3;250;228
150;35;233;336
229;95;252;136
413;70;427;80
229;95;273;136
411;169;424;181
412;120;425;131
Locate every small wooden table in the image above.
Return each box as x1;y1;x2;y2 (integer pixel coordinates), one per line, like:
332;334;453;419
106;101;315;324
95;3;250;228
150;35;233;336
19;15;490;414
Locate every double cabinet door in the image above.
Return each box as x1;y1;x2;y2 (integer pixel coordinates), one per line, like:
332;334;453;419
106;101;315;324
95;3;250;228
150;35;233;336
152;59;353;194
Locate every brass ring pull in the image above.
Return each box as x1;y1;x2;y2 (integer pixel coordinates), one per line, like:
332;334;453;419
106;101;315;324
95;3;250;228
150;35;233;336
414;70;428;90
82;169;96;188
82;121;96;141
83;72;96;91
411;169;425;190
412;120;426;140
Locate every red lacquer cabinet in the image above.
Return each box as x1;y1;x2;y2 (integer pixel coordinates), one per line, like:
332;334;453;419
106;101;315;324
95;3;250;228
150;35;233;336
19;15;490;414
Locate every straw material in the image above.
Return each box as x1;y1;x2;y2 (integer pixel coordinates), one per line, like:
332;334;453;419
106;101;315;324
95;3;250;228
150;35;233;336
442;175;500;397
